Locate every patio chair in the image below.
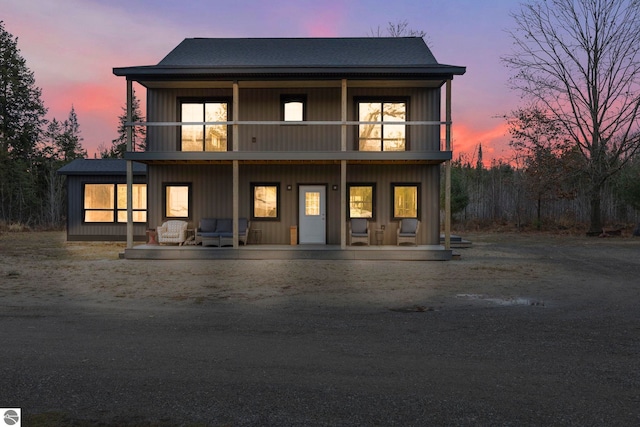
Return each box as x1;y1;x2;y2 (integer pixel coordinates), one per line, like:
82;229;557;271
156;220;188;245
397;218;420;246
349;218;370;245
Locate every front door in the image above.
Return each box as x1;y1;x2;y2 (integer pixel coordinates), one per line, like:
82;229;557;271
299;185;326;244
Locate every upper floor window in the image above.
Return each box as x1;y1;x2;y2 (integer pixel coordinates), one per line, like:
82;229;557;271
282;95;306;122
84;183;147;223
358;100;407;151
181;101;228;151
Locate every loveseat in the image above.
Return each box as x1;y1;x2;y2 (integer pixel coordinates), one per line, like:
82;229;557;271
196;218;250;247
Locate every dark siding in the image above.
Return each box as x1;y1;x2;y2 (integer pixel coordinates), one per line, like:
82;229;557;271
65;174;147;241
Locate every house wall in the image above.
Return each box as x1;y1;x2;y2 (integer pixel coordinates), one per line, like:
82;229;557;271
146;86;441;152
147;163;441;245
65;174;147;241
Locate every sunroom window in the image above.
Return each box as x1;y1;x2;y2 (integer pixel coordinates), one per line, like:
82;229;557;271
181;102;228;151
358;101;406;151
84;183;147;223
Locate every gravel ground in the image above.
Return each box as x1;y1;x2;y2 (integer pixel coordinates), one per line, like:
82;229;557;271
1;231;639;426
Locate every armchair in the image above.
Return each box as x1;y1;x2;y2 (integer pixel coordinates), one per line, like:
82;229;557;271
397;219;420;246
349;218;370;245
157;220;188;245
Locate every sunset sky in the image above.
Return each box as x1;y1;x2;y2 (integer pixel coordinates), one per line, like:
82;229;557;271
5;0;520;162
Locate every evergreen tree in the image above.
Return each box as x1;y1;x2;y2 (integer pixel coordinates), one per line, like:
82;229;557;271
57;106;86;160
0;21;47;224
103;90;145;158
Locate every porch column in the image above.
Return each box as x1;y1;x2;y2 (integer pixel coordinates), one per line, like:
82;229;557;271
340;79;348;248
444;79;452;250
233;82;239;247
126;79;133;249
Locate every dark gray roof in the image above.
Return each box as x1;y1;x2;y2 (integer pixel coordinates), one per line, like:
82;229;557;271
114;37;465;81
57;159;147;176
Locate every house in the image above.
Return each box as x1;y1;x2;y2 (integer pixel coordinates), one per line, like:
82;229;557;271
57;159;147;241
111;37;465;259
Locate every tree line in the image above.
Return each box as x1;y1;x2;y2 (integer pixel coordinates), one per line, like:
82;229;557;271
3;0;640;233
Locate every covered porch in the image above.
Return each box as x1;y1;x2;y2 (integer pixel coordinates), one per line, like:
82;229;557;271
122;243;452;261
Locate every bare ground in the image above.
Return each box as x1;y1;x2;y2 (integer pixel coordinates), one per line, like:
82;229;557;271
1;231;639;426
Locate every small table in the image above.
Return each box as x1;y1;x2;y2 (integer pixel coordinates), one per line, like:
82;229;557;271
375;229;384;246
146;229;158;245
250;229;262;245
182;228;197;245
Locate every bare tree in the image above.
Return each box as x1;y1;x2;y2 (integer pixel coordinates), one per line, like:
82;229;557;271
502;0;640;233
369;20;427;39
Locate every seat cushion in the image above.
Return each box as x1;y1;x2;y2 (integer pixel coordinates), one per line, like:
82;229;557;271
400;219;418;233
216;219;232;233
199;218;217;232
351;219;367;234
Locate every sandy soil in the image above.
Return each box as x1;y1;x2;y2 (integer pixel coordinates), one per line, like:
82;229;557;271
1;231;639;425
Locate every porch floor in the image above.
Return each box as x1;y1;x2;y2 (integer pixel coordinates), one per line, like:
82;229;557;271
123;244;452;261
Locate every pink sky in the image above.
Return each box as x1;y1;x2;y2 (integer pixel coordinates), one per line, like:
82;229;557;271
4;0;520;163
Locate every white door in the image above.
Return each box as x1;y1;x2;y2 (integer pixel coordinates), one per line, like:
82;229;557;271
299;185;326;244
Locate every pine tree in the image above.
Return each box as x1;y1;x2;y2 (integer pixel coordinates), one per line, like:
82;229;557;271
103;90;145;158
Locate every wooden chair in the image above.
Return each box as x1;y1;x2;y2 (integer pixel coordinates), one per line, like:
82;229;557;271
349;218;370;245
397;219;419;246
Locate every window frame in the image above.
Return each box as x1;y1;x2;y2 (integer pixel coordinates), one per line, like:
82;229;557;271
178;97;231;151
82;182;147;224
163;182;192;220
355;97;409;151
251;182;281;221
391;182;421;220
347;183;376;220
281;94;307;122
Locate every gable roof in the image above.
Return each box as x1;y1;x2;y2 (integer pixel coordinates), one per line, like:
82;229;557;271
57;159;147;176
113;37;465;83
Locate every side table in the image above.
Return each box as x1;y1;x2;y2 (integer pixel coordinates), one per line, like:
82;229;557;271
375;229;384;246
146;229;158;245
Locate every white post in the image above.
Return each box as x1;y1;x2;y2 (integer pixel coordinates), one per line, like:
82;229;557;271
233;82;239;247
341;79;347;249
445;79;452;251
126;79;133;249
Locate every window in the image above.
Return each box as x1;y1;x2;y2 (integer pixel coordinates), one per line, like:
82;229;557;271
348;184;375;219
282;95;306;122
252;183;279;220
358;100;407;151
84;183;147;223
392;183;420;219
181;101;228;151
164;184;191;218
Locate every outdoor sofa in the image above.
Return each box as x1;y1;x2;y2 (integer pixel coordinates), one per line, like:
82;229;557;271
196;218;250;247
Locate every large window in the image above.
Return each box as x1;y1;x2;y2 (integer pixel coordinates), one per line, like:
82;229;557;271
164;183;191;218
392;183;420;219
84;183;147;223
358;100;407;151
181;101;228;151
282;95;306;122
348;184;375;219
252;183;279;220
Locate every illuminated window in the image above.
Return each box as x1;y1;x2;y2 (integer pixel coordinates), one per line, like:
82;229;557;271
84;183;147;223
282;95;306;122
358;100;406;151
252;183;279;220
164;184;191;218
348;184;375;219
181;101;228;151
392;183;420;219
305;192;320;216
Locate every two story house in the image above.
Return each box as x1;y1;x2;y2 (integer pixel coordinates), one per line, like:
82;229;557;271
113;37;465;260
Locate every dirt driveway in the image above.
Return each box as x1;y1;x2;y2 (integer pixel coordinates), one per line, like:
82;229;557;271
1;231;639;426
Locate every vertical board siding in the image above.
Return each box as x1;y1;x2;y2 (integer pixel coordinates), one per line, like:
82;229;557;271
147;86;441;153
147;163;440;245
